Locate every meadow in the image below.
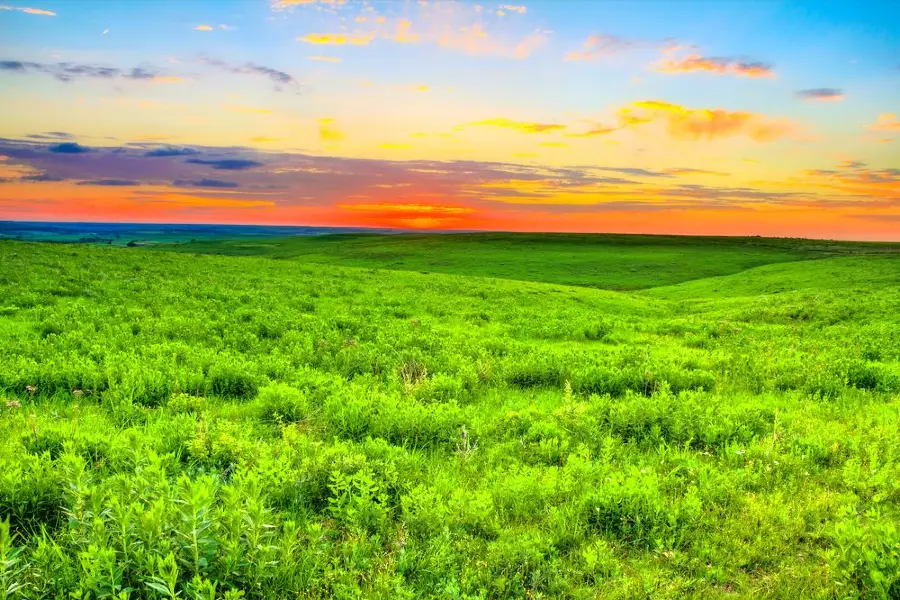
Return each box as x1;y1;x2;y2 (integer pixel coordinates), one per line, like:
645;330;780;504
0;235;899;599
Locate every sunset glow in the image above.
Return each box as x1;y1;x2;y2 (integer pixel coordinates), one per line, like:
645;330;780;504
1;0;898;239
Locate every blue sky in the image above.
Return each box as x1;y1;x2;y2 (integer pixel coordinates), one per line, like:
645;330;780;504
0;0;898;238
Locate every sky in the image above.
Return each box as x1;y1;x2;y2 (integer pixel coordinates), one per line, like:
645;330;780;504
0;0;898;240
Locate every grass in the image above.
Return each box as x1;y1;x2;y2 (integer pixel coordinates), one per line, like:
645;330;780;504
151;232;900;290
0;236;899;599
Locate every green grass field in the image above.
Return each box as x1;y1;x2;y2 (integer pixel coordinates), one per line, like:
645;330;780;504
151;232;900;290
1;235;899;599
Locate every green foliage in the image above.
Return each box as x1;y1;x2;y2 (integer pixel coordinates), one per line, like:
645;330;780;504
0;239;898;599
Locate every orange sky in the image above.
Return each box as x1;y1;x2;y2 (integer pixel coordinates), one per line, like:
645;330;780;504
1;0;898;239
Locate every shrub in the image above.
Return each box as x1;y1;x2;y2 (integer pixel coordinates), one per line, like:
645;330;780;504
256;382;309;423
206;361;259;399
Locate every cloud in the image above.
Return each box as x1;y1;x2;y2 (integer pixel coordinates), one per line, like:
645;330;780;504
145;147;199;157
564;125;617;138
5;137;891;229
618;100;795;142
173;179;240;189
378;143;413;150
594;167;674;178
565;34;639;61
318;118;345;142
499;5;527;14
0;59;178;83
20;173;64;181
49;142;89;154
298;33;374;45
653;53;775;78
25;131;74;140
664;168;729;176
185;158;263;170
249;136;284;143
306;55;342;63
867;113;900;133
797;88;843;101
0;5;55;16
75;179;140;186
294;4;549;59
799;161;900;204
201;57;299;91
467;118;566;134
194;24;213;31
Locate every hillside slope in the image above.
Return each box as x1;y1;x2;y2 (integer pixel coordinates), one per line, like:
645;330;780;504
0;242;898;599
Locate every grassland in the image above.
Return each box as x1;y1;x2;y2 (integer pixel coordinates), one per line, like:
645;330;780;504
152;232;900;289
1;235;899;599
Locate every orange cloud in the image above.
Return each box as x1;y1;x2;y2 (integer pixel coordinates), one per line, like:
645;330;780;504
0;5;55;16
294;6;548;59
298;33;374;45
867;113;900;133
193;24;213;31
619;100;795;142
467;118;566;134
151;76;184;84
306;55;342;63
654;54;775;78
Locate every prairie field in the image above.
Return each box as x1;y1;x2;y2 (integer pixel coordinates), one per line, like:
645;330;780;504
1;235;899;599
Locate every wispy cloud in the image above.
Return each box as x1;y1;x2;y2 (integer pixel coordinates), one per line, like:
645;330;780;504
564;34;640;62
193;24;213;31
618;100;795;142
0;5;55;16
664;168;729;177
653;53;775;78
293;3;548;59
0;59;178;83
173;178;240;189
200;57;300;92
306;55;342;63
185;159;263;170
467;118;566;134
867;113;900;133
564;124;617;138
75;179;140;186
144;147;199;157
797;88;843;101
